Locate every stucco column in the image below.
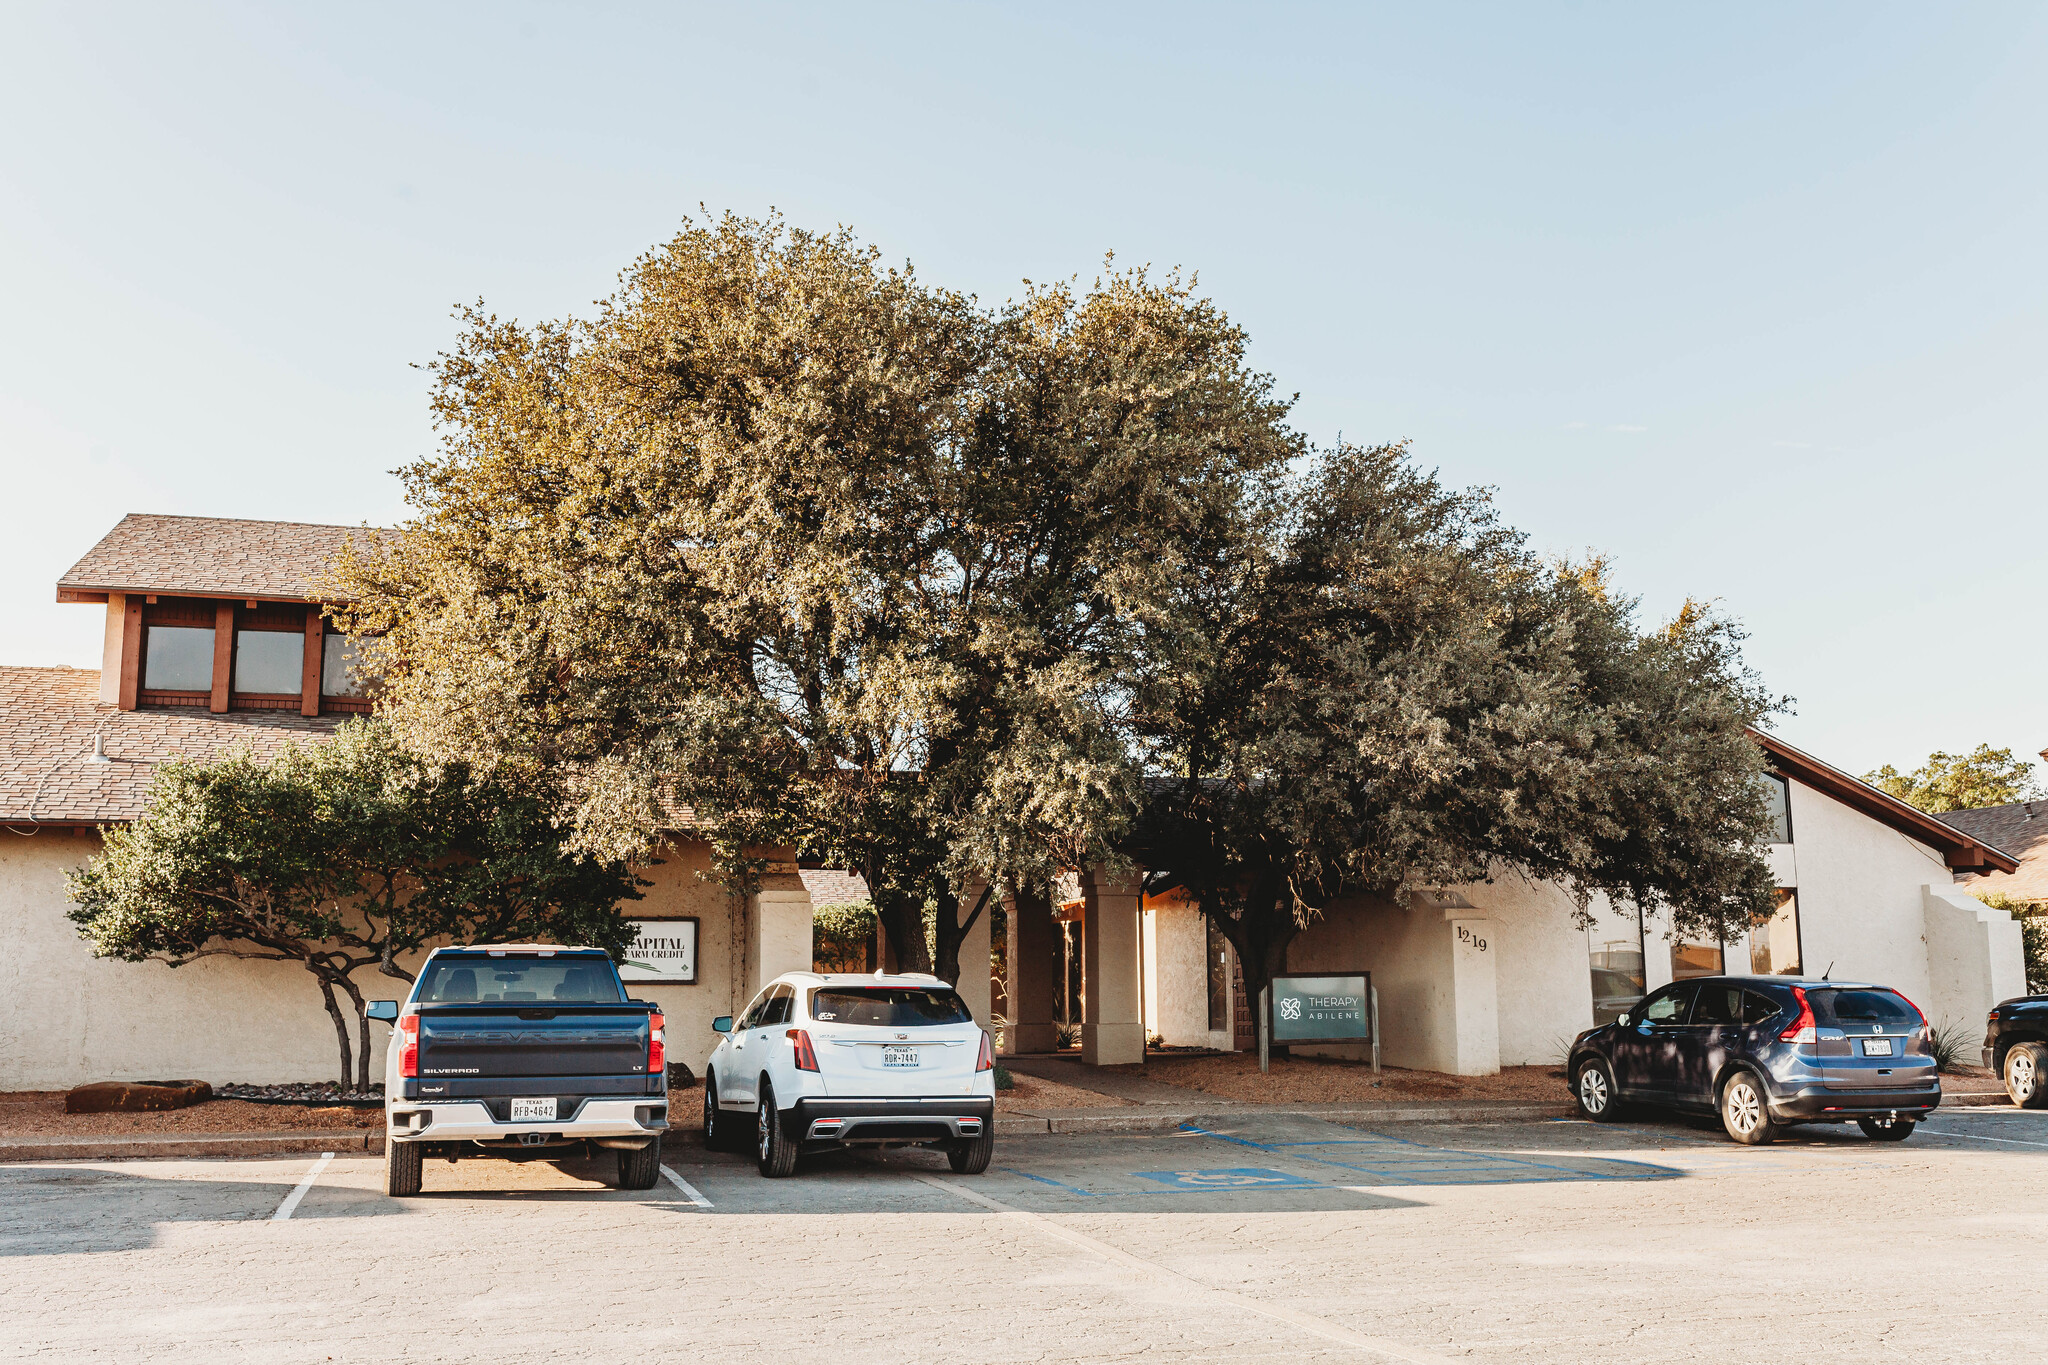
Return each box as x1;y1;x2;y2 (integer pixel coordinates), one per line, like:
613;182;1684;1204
1411;890;1501;1077
1080;867;1145;1065
1006;883;1059;1054
953;880;994;1026
751;868;814;994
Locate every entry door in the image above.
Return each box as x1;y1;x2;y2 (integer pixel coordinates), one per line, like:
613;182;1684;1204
1609;984;1696;1098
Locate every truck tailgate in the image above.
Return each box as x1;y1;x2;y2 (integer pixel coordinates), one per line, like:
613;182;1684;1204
416;1007;650;1080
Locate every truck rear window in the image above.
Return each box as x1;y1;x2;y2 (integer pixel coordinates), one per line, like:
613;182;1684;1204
1810;989;1916;1026
416;956;625;1005
810;987;972;1027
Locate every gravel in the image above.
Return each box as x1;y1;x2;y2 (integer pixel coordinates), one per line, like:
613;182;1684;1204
212;1082;385;1107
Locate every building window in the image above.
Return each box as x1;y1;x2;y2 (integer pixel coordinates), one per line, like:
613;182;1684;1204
234;629;303;695
1748;890;1803;975
1670;939;1725;980
1760;772;1792;843
1205;915;1230;1033
1588;913;1646;1026
142;626;214;692
322;633;366;697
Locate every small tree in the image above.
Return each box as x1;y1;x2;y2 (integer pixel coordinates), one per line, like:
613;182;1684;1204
1865;746;2043;814
811;898;877;973
67;721;642;1089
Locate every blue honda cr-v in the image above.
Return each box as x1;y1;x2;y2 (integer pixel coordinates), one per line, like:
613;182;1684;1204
1566;975;1940;1144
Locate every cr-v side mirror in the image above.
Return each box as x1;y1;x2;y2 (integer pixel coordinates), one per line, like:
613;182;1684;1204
366;1000;399;1024
712;1016;733;1034
1615;1013;1630;1028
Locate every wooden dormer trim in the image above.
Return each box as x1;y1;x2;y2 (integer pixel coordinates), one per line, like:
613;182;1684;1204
301;607;323;717
209;603;234;713
118;599;142;710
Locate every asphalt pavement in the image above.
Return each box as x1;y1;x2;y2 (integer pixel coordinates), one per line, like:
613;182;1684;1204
3;1107;2042;1362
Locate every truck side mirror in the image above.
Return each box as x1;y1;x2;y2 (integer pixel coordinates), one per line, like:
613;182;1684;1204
712;1016;733;1034
367;1000;399;1024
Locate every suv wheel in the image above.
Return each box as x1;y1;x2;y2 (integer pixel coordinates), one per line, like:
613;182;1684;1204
616;1135;663;1189
1857;1115;1916;1142
1574;1058;1624;1121
1719;1070;1777;1145
947;1128;995;1175
2006;1043;2048;1108
756;1083;798;1178
384;1138;423;1197
702;1076;741;1151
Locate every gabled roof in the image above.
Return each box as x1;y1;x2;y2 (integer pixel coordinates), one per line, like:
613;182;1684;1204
56;513;377;602
0;667;340;827
1935;801;2048;904
1751;729;2021;875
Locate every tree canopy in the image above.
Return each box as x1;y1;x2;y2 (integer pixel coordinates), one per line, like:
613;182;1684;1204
67;721;642;1088
1865;745;2043;815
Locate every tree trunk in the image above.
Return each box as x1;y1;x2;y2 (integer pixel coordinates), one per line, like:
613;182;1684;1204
311;971;355;1089
930;884;992;987
1201;876;1301;1060
331;972;374;1092
873;885;933;975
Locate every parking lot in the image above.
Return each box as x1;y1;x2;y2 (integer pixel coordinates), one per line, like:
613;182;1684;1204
5;1107;2043;1363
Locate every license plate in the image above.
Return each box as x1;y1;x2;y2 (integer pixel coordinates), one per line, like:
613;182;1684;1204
510;1097;557;1121
1862;1038;1894;1056
881;1046;920;1068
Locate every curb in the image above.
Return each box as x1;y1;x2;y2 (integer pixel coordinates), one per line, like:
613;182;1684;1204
996;1101;1570;1135
0;1130;383;1163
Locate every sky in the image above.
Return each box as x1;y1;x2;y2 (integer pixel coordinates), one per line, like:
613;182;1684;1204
2;2;2043;782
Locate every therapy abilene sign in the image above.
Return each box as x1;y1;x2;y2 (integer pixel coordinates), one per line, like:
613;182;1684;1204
1268;973;1372;1044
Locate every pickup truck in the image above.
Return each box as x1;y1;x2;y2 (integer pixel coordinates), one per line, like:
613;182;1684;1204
367;944;668;1196
1985;993;2048;1107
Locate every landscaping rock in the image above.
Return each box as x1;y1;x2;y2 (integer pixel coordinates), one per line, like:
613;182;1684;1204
64;1080;213;1114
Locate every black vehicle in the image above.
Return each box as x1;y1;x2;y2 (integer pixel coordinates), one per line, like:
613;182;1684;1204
1982;994;2048;1107
1567;975;1939;1144
367;945;669;1196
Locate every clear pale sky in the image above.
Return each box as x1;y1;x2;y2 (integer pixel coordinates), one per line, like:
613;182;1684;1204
3;3;2042;781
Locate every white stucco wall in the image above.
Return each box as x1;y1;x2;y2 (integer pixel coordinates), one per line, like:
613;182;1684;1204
0;830;763;1090
1141;897;1232;1050
1785;780;1951;1004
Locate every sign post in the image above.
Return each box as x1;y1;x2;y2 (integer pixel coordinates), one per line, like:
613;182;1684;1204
1266;973;1373;1060
1258;987;1270;1074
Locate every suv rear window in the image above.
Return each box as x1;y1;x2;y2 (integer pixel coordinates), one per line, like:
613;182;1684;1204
416;955;625;1005
1810;988;1916;1026
810;987;972;1027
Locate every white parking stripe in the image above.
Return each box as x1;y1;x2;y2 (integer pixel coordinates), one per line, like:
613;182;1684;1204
661;1166;713;1207
270;1153;334;1221
913;1174;1452;1364
1920;1127;2048;1148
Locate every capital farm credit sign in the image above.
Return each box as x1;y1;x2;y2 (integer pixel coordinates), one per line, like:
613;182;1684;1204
618;918;698;984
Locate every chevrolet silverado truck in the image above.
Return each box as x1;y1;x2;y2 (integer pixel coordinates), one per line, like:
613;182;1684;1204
367;944;668;1196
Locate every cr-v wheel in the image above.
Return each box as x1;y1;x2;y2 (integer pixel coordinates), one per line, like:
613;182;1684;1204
1574;1058;1624;1121
756;1083;798;1178
2006;1043;2048;1108
1720;1070;1777;1145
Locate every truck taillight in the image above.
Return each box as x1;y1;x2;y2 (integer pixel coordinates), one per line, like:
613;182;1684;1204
1780;987;1816;1045
648;1013;665;1076
398;1014;419;1078
787;1028;819;1072
976;1031;994;1072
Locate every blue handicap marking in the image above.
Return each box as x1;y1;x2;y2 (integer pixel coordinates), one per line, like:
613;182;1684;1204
1134;1167;1317;1189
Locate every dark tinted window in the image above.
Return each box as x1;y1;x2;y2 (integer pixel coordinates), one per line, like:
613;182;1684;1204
737;988;773;1029
1639;985;1694;1024
1690;985;1743;1026
759;985;794;1027
1812;989;1916;1026
416;955;623;1004
810;987;972;1027
1743;992;1783;1025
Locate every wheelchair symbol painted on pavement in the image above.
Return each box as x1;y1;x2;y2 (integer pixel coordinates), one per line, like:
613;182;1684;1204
1135;1168;1316;1189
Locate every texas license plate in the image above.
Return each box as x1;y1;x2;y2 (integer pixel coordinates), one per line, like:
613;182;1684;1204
882;1046;920;1068
1862;1038;1894;1056
510;1097;558;1121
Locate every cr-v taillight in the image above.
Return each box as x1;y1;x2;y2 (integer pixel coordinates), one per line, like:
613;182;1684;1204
1780;987;1817;1044
648;1013;666;1076
787;1028;819;1071
1896;991;1929;1037
398;1014;419;1078
976;1031;994;1072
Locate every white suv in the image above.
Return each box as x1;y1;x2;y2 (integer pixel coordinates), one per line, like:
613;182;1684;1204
702;971;997;1177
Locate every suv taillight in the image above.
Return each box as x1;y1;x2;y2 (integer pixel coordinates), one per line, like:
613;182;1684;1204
1780;987;1817;1045
1896;991;1929;1039
648;1013;665;1076
398;1014;419;1078
976;1031;994;1072
787;1028;819;1072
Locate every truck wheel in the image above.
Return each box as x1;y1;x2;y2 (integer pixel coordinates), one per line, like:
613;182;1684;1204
756;1083;798;1178
1857;1116;1916;1141
616;1136;663;1190
947;1129;994;1174
1719;1070;1777;1145
385;1139;423;1197
702;1076;742;1152
2006;1043;2048;1108
1574;1058;1625;1121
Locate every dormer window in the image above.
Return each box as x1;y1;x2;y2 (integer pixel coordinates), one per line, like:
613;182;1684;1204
322;633;366;698
142;623;215;693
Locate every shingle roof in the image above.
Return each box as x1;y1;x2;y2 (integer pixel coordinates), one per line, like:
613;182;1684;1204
0;668;342;826
1941;801;2048;905
800;869;871;907
56;514;379;601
